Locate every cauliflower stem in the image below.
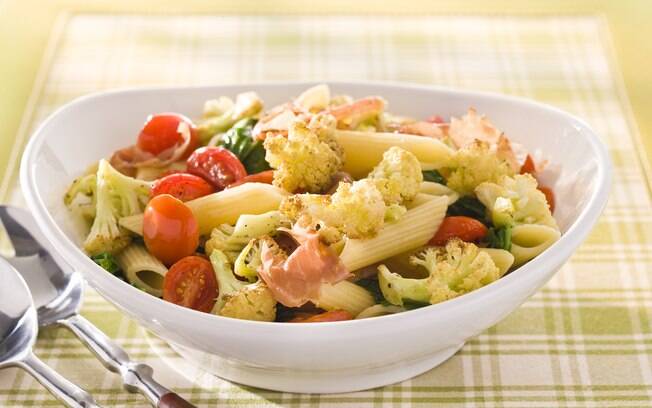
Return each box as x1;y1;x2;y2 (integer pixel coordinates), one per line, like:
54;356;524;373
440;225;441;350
77;159;152;256
209;249;276;321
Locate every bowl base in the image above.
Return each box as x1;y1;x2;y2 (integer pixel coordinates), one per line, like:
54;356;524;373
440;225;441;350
166;341;465;394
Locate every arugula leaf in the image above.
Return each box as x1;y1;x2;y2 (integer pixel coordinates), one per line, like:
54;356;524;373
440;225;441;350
485;225;513;251
446;196;488;223
219;118;271;174
422;170;446;184
91;253;121;276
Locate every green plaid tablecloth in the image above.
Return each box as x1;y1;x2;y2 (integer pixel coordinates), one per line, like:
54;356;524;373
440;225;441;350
2;14;651;407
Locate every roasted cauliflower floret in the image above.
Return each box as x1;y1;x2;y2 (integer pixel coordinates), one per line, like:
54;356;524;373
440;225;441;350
368;146;423;205
220;282;277;322
281;179;386;241
63;173;97;221
323;179;387;238
378;239;501;306
210;250;276;322
71;159;152;256
264;114;344;193
204;211;286;263
475;174;558;230
443;140;515;196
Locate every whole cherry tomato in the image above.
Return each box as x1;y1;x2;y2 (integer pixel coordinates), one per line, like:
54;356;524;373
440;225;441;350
143;194;199;266
290;310;353;323
151;173;214;202
227;170;274;188
137;113;198;158
429;216;488;246
163;256;218;312
187;146;247;190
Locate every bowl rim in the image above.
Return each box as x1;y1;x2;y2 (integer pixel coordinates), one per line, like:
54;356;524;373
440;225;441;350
20;80;612;331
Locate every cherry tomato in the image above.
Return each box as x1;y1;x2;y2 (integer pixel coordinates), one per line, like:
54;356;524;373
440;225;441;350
290;310;353;323
151;173;214;202
227;170;274;188
538;185;555;213
187;147;247;190
137;113;198;158
426;115;444;124
163;256;218;312
429;216;488;246
520;154;536;175
143;194;199;266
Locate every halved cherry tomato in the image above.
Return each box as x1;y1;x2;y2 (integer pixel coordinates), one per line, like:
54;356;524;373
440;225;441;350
137;113;198;158
151;173;214;202
429;216;488;246
426;115;444;124
187;147;247;190
290;310;353;323
163;256;218;312
227;170;274;188
538;185;555;213
143;194;199;266
520;154;536;175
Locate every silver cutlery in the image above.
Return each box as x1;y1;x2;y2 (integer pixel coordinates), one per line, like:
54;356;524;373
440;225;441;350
0;257;101;407
0;206;194;408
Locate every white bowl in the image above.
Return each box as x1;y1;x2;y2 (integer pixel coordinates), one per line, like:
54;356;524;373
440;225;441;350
20;82;611;393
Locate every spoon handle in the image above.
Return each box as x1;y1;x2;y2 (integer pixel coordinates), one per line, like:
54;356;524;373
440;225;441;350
58;314;196;408
17;351;101;408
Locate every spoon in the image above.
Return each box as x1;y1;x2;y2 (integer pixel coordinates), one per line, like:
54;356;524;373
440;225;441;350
0;257;101;407
0;206;195;408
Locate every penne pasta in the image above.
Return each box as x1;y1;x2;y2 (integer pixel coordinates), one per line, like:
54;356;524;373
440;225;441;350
355;304;406;319
339;195;448;271
479;248;515;276
315;280;376;316
119;182;288;235
510;224;561;266
419;181;459;205
334;130;454;178
116;244;168;297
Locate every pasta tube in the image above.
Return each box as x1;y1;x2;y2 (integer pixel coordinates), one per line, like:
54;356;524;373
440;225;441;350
510;224;561;266
356;304;405;319
420;181;459;205
334;130;454;178
339;195;448;271
119;182;288;235
314;280;376;316
479;248;515;276
116;244;168;297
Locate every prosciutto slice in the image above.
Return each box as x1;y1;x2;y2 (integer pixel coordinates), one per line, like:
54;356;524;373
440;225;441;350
258;227;350;307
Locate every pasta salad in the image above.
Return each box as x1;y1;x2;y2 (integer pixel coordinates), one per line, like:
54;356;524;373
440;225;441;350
64;84;560;323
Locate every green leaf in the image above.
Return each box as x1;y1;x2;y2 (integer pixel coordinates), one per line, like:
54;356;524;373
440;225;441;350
447;196;488;223
219;118;271;174
422;170;446;184
91;253;121;276
485;225;513;251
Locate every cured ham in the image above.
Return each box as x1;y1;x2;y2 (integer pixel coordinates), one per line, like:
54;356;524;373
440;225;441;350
258;227;350;307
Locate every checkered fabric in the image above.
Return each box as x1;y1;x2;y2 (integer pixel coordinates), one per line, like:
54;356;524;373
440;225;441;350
1;14;651;407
